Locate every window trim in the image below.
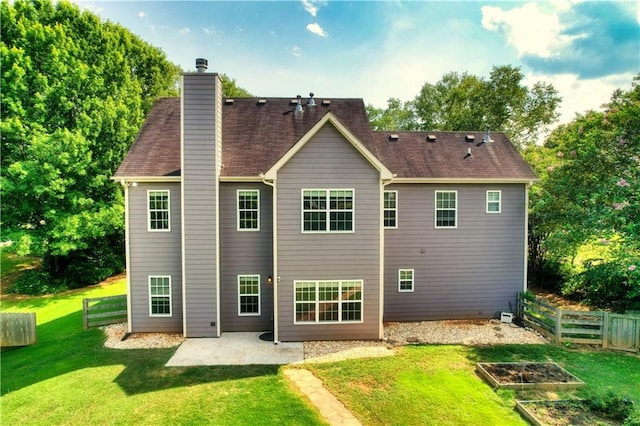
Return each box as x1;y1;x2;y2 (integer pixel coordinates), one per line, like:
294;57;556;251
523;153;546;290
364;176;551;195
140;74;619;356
147;190;171;232
435;190;458;229
384;190;398;229
301;189;355;233
486;190;502;214
294;279;364;324
398;269;414;293
237;189;261;231
237;274;261;316
148;275;172;317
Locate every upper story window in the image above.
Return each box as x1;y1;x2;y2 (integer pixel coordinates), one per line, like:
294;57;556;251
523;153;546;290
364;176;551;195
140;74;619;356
302;189;354;233
148;190;170;231
237;190;260;231
435;191;457;228
486;190;501;213
384;191;398;229
398;269;414;292
149;276;171;316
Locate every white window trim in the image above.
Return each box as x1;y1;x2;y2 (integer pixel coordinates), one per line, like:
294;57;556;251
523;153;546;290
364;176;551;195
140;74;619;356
398;269;414;293
237;189;261;231
301;189;355;233
384;190;398;229
238;274;261;316
147;190;171;232
486;190;502;214
293;279;364;324
148;275;172;317
435;190;458;229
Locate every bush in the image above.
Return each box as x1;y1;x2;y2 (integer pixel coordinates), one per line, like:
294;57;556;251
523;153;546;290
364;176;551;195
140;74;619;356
8;269;66;295
586;391;636;423
528;258;566;291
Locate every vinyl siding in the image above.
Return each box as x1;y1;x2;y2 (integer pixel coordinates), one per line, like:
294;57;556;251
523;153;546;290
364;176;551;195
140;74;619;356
384;183;527;321
128;182;183;332
276;123;382;341
181;73;221;337
219;183;274;331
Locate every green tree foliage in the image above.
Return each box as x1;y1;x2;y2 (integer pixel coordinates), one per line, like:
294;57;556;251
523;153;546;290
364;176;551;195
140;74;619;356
1;0;181;289
527;75;639;308
220;73;252;98
367;65;561;149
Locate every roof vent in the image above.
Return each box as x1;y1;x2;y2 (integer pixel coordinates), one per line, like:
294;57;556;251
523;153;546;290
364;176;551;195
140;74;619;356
465;135;475;142
257;99;267;105
295;95;303;113
321;100;331;106
224;99;234;105
426;134;437;142
307;92;316;106
195;58;208;73
388;134;399;142
465;148;473;159
482;128;494;143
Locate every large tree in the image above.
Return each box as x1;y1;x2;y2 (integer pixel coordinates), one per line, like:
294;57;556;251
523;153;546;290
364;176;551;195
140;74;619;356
368;65;561;149
1;0;181;288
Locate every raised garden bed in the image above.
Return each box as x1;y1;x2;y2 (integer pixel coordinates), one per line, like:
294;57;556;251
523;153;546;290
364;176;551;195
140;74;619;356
476;362;585;390
516;400;623;426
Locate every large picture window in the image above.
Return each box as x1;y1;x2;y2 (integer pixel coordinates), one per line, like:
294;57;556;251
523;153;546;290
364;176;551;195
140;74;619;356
148;190;170;231
302;189;354;232
384;191;397;228
238;275;260;316
237;190;260;230
149;276;171;316
435;191;457;228
294;280;363;323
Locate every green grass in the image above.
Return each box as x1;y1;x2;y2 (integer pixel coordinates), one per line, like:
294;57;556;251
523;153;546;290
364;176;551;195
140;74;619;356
0;247;39;278
1;280;324;425
304;344;640;426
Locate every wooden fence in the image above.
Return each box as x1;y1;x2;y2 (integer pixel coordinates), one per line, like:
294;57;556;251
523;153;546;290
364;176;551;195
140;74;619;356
83;294;127;329
518;294;640;352
1;312;37;347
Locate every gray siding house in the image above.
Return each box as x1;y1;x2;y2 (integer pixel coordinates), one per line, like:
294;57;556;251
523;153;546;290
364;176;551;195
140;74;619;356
113;61;537;341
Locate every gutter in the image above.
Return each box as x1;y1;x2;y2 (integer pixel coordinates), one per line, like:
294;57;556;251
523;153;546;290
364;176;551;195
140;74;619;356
260;174;279;345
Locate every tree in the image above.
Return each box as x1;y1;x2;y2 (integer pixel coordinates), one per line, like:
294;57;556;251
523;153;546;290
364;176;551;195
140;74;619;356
1;0;181;290
220;74;252;98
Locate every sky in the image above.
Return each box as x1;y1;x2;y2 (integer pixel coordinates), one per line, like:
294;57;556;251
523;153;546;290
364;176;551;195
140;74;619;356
74;0;639;125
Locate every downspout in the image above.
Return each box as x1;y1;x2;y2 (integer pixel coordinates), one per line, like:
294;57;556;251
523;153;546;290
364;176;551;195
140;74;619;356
380;175;396;340
261;174;278;344
120;179;133;333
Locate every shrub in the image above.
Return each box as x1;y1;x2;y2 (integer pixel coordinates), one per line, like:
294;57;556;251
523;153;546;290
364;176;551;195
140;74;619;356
586;391;635;423
8;269;66;295
528;258;566;292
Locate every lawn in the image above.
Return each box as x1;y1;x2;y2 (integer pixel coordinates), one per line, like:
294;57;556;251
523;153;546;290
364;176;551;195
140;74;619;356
0;279;325;425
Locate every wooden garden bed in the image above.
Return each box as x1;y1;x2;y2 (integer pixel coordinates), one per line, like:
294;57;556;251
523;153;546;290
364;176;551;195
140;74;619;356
476;362;585;390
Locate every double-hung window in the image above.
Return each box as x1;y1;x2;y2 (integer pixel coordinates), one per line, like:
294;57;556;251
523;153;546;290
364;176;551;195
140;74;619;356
237;190;260;231
302;189;354;232
238;275;260;316
486;190;501;213
398;269;414;292
294;280;363;323
435;191;457;228
149;276;171;316
384;191;397;228
148;190;170;231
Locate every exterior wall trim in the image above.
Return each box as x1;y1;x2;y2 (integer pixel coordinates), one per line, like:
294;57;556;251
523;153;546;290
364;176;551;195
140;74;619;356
393;177;537;184
111;176;181;183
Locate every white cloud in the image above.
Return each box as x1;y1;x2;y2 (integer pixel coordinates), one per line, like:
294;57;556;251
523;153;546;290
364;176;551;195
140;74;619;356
481;3;583;58
306;22;328;37
138;11;146;19
301;0;318;17
291;46;302;57
179;27;191;35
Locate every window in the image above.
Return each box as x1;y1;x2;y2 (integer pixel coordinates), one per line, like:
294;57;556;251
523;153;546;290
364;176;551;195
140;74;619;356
435;191;457;228
148;190;170;231
237;190;260;230
486;190;501;213
384;191;397;228
238;275;260;316
398;269;414;292
149;276;171;316
294;280;363;323
302;189;354;232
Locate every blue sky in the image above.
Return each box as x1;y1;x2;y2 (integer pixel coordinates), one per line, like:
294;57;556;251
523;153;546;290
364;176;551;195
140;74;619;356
76;0;639;125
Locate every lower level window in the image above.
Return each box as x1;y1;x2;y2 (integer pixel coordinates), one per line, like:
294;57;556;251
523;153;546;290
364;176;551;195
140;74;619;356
295;280;363;323
149;276;171;316
238;275;260;316
398;269;414;292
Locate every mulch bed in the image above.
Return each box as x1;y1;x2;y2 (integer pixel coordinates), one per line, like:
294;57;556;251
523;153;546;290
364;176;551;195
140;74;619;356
483;362;576;384
517;400;622;425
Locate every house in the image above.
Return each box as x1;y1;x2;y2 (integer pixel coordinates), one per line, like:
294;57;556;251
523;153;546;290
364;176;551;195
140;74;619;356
112;59;537;342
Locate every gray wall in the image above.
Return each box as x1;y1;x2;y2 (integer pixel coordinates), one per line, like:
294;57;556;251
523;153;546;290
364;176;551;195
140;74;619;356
128;182;183;332
219;183;274;332
276;123;382;341
384;183;527;321
181;72;221;337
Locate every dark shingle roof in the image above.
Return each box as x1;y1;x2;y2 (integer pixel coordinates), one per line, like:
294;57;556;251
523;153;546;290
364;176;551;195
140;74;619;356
113;97;536;181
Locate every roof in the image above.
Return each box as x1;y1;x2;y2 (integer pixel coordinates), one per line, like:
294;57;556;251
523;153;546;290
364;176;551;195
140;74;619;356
113;97;537;182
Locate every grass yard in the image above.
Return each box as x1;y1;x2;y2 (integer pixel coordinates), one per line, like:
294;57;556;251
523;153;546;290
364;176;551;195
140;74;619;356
304;344;640;426
0;279;324;425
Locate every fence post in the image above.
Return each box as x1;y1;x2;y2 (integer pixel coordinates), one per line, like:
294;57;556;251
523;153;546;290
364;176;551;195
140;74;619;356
555;307;562;345
82;298;89;330
602;311;609;349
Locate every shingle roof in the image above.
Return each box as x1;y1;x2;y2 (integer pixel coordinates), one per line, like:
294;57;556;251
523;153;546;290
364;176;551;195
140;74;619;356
113;97;536;181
